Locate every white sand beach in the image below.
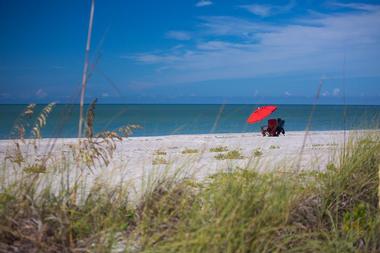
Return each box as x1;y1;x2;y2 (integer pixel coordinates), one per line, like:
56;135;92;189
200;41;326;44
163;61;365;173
0;130;362;195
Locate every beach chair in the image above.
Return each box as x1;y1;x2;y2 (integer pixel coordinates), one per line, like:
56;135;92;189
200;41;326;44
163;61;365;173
277;118;285;136
261;118;285;137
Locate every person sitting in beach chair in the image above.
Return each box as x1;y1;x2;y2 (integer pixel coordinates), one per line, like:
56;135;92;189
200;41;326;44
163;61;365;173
261;118;277;136
261;118;285;137
276;118;285;136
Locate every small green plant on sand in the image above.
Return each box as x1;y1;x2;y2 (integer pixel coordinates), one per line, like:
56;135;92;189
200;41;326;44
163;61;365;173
152;156;168;165
155;150;167;155
253;148;263;157
23;164;47;174
269;145;280;149
182;148;199;154
215;150;244;160
209;146;228;152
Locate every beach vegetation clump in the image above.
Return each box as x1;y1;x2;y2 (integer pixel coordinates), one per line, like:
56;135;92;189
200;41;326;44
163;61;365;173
209;146;228;152
31;102;56;139
269;145;280;149
155;150;167;156
0;104;143;252
152;156;169;165
181;148;199;154
253;148;263;157
133;135;380;252
23;164;47;174
135;178;197;248
0;180;136;252
214;149;244;160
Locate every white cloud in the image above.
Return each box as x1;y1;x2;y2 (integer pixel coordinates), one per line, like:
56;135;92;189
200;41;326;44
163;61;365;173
333;88;341;96
197;41;251;50
134;53;181;64
240;1;295;17
240;5;272;17
284;91;292;96
131;4;380;86
166;31;191;41
195;0;212;7
101;92;109;97
321;91;330;97
330;2;379;11
35;89;47;98
199;16;276;37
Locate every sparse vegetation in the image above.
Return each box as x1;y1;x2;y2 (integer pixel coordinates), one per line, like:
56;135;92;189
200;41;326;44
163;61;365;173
269;145;280;149
253;148;263;157
312;143;339;149
209;146;228;152
181;148;198;154
152;156;168;165
155;150;167;156
214;149;244;160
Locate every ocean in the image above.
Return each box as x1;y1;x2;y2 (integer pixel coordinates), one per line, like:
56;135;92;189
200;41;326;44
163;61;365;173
0;104;379;139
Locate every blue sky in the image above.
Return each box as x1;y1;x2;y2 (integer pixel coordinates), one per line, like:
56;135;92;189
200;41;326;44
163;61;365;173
0;0;379;104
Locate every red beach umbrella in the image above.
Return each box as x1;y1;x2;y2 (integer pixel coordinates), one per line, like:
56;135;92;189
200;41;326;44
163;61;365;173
246;105;277;124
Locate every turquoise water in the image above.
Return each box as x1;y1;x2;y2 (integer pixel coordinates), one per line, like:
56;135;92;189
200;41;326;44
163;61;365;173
0;104;379;139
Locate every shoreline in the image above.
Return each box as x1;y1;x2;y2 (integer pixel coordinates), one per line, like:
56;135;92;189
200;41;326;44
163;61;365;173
0;129;372;142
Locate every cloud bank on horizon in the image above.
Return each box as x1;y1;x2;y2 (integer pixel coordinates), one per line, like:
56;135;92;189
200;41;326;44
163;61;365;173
0;1;379;103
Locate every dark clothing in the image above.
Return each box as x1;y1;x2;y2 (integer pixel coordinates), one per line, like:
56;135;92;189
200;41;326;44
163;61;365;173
261;118;285;136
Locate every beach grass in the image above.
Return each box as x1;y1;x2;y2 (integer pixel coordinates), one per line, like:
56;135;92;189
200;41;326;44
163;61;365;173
209;146;228;152
214;149;244;160
152;156;169;165
253;148;263;157
181;148;199;154
269;144;280;149
154;150;167;156
0;109;379;252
